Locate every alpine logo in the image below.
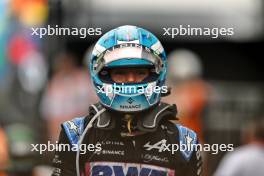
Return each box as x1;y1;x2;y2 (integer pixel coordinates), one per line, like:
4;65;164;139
85;162;175;176
67;121;79;135
144;139;169;152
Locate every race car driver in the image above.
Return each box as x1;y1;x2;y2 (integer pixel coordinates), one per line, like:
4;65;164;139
51;25;203;176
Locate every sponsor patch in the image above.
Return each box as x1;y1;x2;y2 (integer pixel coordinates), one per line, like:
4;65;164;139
85;161;175;176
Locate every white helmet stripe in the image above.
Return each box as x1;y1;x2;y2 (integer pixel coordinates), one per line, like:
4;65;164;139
92;44;106;56
151;41;164;55
103;47;162;67
117;40;140;44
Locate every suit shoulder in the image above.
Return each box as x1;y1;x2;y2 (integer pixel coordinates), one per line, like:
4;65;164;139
172;123;198;161
175;124;198;143
61;116;86;145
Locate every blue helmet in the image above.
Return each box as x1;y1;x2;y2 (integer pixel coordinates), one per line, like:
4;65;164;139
90;25;167;112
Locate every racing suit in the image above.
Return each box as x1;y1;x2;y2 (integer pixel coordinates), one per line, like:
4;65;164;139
51;102;203;176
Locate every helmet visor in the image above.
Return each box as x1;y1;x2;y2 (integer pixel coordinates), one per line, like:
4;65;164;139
94;45;163;75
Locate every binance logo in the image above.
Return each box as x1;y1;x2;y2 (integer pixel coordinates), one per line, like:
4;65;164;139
127;97;134;104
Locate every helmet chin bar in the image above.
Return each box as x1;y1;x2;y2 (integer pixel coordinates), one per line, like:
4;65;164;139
94;74;165;113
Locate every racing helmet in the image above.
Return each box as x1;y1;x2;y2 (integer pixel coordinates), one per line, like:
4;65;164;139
90;25;167;112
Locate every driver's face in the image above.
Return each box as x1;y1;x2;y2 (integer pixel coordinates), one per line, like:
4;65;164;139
110;68;150;83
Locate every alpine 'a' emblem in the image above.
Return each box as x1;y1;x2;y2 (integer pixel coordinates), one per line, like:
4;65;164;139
144;139;168;152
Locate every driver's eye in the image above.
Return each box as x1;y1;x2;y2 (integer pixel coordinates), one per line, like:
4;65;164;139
100;70;108;76
113;71;126;75
137;71;147;75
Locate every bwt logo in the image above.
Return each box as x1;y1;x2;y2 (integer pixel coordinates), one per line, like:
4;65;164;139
85;162;175;176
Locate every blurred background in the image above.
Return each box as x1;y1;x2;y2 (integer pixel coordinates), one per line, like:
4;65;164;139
0;0;263;175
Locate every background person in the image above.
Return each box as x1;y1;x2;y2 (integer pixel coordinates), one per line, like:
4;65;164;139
0;126;8;176
214;117;264;176
41;52;97;143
